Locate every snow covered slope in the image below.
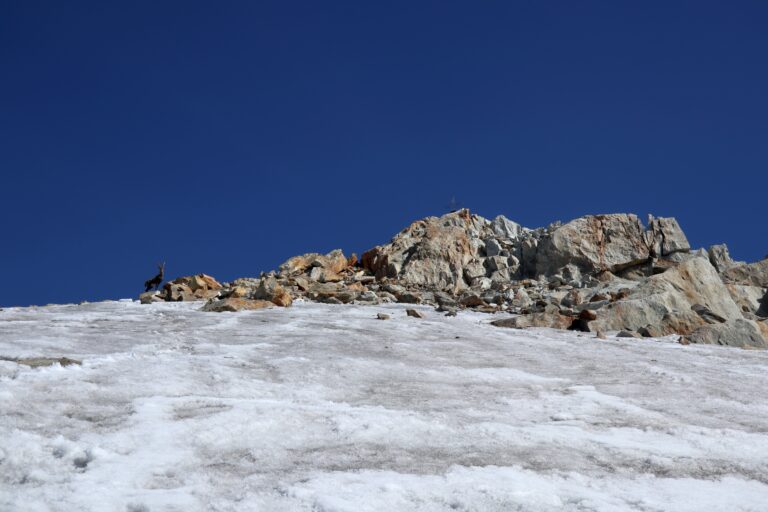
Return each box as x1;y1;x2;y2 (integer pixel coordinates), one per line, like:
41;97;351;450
1;301;768;511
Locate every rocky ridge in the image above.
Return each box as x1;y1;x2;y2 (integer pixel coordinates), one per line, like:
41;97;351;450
140;209;768;348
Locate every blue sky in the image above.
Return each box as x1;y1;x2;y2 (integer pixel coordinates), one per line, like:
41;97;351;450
1;1;766;306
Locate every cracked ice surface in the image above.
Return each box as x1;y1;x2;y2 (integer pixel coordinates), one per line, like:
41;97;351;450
1;300;768;511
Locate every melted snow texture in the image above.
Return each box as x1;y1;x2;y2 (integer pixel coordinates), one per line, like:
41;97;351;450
1;301;767;511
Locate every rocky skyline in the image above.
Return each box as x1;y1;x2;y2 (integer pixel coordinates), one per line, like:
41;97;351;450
142;209;768;349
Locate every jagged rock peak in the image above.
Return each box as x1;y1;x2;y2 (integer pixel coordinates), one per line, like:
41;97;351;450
361;209;690;290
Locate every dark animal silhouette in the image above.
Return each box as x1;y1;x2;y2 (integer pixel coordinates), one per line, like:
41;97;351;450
144;262;165;292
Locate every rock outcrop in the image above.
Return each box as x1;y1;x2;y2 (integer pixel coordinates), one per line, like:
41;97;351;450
588;257;743;335
684;319;767;349
535;213;690;277
720;258;768;288
138;209;765;348
143;274;223;302
361;209;481;291
535;214;650;275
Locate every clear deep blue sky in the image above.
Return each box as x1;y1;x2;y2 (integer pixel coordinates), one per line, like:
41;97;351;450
2;2;766;306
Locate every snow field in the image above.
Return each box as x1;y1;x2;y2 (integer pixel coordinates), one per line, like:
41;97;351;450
1;300;767;511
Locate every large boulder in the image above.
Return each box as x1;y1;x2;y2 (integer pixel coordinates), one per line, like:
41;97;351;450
248;276;293;307
534;214;690;277
645;215;690;257
491;308;573;330
535;214;652;275
589;257;744;335
304;282;359;304
361;209;481;291
684;319;767;349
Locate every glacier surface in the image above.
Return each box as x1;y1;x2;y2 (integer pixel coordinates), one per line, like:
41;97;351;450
1;300;767;511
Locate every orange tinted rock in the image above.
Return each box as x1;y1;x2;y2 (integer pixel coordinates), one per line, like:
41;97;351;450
271;290;293;307
202;298;275;312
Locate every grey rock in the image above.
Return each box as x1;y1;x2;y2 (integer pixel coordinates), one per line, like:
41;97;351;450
361;210;481;291
685;319;767;348
463;261;487;282
638;325;665;338
472;277;493;291
382;283;406;296
434;291;458;308
507;255;521;279
560;289;584;308
482;291;503;305
436;304;457;314
720;258;768;288
708;244;736;272
377;291;397;302
491;215;523;240
334;290;358;304
725;284;767;316
396;291;422;304
536;214;651;276
253;276;280;300
512;288;533;309
590;257;743;336
484;238;502;257
646;215;690;257
491;310;573;330
519;238;539;278
1;356;81;367
560;264;583;287
201;298;275;312
419;291;436;304
357;291;379;303
486;256;509;272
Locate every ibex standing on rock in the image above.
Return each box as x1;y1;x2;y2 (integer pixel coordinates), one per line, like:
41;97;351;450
144;262;165;292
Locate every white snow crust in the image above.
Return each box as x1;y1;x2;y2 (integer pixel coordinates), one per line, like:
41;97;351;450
1;300;767;511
